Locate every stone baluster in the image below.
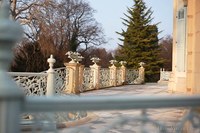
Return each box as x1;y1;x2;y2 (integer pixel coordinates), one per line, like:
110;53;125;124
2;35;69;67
0;1;24;133
109;60;118;87
46;55;56;96
90;57;101;89
120;61;127;85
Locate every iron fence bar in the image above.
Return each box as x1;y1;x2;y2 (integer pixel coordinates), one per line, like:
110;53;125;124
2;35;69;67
23;95;200;113
8;72;48;76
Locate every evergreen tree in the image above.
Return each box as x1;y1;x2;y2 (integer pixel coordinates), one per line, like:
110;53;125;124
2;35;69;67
115;0;164;82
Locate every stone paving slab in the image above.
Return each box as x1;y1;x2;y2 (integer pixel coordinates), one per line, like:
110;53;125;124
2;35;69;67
59;83;187;133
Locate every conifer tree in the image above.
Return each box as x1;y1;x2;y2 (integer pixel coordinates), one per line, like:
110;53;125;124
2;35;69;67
115;0;164;82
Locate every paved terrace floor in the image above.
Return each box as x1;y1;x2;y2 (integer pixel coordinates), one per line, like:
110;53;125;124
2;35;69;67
60;83;187;133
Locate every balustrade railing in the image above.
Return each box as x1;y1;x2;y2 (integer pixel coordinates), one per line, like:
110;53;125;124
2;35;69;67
9;66;141;95
158;68;171;83
8;72;48;96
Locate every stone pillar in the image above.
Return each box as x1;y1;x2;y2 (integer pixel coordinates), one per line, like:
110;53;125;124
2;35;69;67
109;60;117;87
46;55;56;96
120;61;127;85
64;51;84;94
134;62;145;84
186;0;200;94
78;65;85;91
64;63;80;94
168;0;187;93
90;57;101;89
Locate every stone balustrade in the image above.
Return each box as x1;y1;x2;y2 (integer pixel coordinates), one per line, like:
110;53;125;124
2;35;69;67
63;52;144;94
158;68;171;84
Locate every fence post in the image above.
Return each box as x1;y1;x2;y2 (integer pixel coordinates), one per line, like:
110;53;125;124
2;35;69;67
79;64;85;91
0;1;24;133
109;60;118;86
64;52;83;94
90;57;101;89
120;61;127;85
46;55;56;96
134;62;145;84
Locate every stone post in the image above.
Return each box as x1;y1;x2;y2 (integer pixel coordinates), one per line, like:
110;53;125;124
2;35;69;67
109;60;118;87
64;63;80;94
64;51;83;94
78;64;85;91
90;57;101;89
134;62;145;84
120;61;127;85
46;55;56;96
0;1;24;132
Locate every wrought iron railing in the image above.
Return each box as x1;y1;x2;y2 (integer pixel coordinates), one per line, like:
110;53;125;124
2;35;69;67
82;68;94;91
54;67;69;94
99;68;111;88
8;72;48;96
126;69;139;84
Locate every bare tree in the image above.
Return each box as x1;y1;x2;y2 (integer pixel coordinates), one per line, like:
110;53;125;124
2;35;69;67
80;47;113;67
21;0;106;51
10;0;107;71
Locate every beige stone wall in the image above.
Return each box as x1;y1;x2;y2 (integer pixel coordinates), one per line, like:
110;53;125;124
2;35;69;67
186;0;200;94
170;0;200;94
168;0;187;93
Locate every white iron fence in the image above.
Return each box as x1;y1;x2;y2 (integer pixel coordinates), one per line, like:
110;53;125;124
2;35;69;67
126;69;139;84
54;67;69;94
99;68;111;88
82;68;94;91
8;72;48;96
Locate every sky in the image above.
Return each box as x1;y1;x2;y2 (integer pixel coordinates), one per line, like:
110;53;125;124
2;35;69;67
87;0;173;50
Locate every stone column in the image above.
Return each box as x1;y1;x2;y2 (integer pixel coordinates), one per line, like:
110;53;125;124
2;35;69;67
64;62;80;94
168;0;188;93
120;61;127;85
186;0;200;94
64;51;84;94
46;55;56;96
109;60;117;87
78;64;85;92
90;57;101;89
134;62;145;84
